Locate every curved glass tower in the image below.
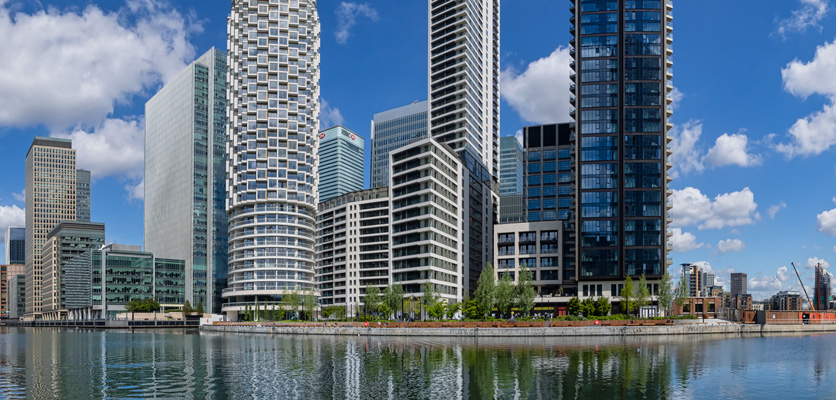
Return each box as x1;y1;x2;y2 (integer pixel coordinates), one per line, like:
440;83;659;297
224;0;320;320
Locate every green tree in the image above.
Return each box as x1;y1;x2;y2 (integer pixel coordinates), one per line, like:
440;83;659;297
244;305;251;321
635;274;650;317
580;297;596;317
657;272;674;317
378;303;392;319
474;263;496;318
568;297;581;316
428;301;445;320
363;286;382;317
495;272;515;318
383;285;404;319
594;297;611;317
462;297;480;319
195;301;205;315
621;276;635;316
674;274;689;314
285;292;301;320
304;289;317;321
182;300;193;314
516;264;536;317
421;282;437;321
446;302;462;320
126;297;160;313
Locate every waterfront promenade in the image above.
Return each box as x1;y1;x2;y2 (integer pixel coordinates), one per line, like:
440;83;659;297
201;320;836;337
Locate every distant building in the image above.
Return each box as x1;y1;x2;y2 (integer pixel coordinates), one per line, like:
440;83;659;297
7;274;25;319
814;263;831;311
674;297;721;319
26;136;78;317
708;286;724;298
768;291;804;311
41;222;105;320
730;273;747;295
6;226;25;265
1;264;25;318
369;100;428;189
316;188;389;316
724;292;753;311
76;169;91;222
499;136;523;196
681;264;715;297
144;48;228;314
318;126;365;201
499;195;524;224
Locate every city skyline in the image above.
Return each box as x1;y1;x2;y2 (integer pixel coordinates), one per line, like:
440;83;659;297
0;0;836;300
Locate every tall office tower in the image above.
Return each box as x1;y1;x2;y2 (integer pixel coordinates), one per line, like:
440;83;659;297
40;221;105;319
317;126;364;201
315;188;389;316
76;170;91;222
521;124;576;289
428;0;500;176
571;0;673;288
499;136;523;196
370;100;428;189
815;263;831;311
225;0;320;320
8;275;25;319
145;48;229;314
25;137;77;317
5;226;25;265
681;263;699;297
389;138;463;303
730;272;747;295
429;0;500;298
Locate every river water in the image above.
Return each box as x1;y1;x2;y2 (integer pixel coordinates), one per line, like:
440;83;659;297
1;327;835;399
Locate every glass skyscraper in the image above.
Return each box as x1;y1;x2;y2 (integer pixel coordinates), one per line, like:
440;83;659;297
572;0;672;283
369;100;428;189
499;136;523;196
145;48;228;314
5;226;25;265
317;125;364;201
76;169;91;223
225;0;320;320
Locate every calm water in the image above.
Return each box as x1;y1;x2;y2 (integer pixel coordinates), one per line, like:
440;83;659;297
1;327;836;399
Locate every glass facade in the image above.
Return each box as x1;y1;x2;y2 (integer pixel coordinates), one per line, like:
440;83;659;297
41;222;105;314
155;258;187;305
145;48;228;314
499;136;523;196
370;101;428;189
6;226;25;265
318;126;364;201
76;170;91;223
572;0;672;280
225;0;320;319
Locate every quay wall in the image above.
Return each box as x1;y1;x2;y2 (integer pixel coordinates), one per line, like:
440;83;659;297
200;323;836;337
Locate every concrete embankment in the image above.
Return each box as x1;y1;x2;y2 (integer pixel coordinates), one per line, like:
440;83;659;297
201;323;836;337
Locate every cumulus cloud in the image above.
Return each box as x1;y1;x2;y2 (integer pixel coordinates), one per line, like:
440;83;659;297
126;179;144;202
669;187;760;230
777;39;836;157
807;256;831;269
767;201;787;219
669;86;684;110
777;266;791;283
750;275;785;292
669;228;705;252
668;122;761;178
334;2;378;44
12;189;24;202
501;47;573;124
717;238;746;254
833;245;836;253
817;197;836;236
703;132;763;168
777;0;829;37
320;99;345;129
0;0;199;129
514;129;523;146
51;118;145;181
0;205;25;243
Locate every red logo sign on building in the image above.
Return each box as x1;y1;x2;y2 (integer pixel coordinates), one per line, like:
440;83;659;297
319;133;325;139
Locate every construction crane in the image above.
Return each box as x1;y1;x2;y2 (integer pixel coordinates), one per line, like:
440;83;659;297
791;262;815;312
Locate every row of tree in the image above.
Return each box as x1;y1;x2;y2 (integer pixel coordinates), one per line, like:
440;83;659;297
242;290;318;322
463;263;537;319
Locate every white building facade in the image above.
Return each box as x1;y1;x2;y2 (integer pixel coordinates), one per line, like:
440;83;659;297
224;0;321;320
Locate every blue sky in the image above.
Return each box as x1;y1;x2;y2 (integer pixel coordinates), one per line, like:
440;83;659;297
1;0;835;300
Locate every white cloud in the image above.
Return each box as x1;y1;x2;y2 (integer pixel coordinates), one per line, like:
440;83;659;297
703;132;763;168
767;201;787;219
669;187;760;230
514;129;523;146
0;204;24;243
833;245;836;253
807;256;831;269
717;238;746;254
669;86;684;110
0;0;198;129
51;118;145;181
777;39;836;157
777;0;829;37
777;266;791;283
668;121;705;178
669;228;705;252
818;198;836;236
750;275;784;292
12;189;24;202
334;2;378;44
501;47;573;124
126;179;144;202
320;100;344;129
